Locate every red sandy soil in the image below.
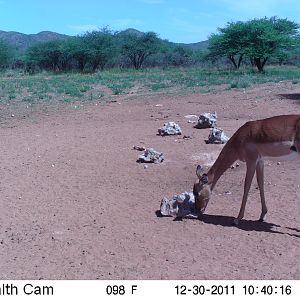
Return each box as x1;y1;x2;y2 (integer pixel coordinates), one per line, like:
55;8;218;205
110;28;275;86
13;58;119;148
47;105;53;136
0;82;299;280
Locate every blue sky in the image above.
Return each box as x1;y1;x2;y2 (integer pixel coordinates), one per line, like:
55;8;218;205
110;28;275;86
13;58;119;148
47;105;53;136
0;0;300;43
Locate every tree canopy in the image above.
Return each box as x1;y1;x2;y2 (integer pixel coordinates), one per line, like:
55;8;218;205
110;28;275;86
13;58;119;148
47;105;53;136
208;17;300;71
119;31;161;69
2;17;299;73
0;39;13;68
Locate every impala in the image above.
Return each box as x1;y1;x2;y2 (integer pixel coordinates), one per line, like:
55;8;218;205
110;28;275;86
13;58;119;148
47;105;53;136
193;114;300;225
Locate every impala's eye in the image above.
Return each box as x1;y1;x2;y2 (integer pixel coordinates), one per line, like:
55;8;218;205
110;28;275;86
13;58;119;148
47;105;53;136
201;174;208;184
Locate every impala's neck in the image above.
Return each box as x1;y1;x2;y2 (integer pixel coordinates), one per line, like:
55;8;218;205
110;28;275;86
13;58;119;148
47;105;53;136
207;141;238;190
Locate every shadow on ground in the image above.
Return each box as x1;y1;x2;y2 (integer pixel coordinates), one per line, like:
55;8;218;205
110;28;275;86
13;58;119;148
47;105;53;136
278;93;300;103
156;211;300;237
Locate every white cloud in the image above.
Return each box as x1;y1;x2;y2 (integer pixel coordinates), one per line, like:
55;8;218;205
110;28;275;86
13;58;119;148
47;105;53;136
137;0;164;4
223;0;275;18
67;19;144;35
221;0;300;20
110;18;144;30
67;24;101;33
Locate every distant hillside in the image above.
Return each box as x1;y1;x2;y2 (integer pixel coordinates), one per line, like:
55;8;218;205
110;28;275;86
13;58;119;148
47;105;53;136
120;28;145;37
0;28;209;54
120;28;209;50
180;40;209;50
0;30;69;53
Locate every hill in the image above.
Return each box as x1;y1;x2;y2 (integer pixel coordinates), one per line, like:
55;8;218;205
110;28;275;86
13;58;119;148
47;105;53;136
0;28;209;55
180;40;209;50
0;30;69;53
120;28;209;49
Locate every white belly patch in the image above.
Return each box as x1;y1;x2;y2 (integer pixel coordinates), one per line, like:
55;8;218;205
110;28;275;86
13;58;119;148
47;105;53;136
264;151;299;161
257;142;299;162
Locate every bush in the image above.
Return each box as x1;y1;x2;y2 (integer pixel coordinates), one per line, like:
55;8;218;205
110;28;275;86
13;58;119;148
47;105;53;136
0;39;13;69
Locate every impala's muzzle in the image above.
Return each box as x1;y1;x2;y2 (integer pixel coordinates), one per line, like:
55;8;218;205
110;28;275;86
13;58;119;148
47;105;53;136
193;182;211;214
290;145;297;152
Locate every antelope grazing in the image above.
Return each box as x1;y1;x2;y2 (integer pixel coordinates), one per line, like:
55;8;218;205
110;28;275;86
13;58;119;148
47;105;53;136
193;115;300;225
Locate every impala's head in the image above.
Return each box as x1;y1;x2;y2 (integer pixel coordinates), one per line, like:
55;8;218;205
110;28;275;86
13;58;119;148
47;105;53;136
193;165;211;214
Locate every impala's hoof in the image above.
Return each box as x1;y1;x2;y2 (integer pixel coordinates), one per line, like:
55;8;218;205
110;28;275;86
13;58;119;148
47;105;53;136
232;218;240;226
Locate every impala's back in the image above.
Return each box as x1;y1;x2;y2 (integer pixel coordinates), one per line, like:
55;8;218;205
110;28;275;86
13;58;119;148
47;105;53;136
232;115;300;161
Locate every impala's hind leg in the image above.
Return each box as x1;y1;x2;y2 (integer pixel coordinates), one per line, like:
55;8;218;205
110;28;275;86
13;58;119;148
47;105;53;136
256;159;267;221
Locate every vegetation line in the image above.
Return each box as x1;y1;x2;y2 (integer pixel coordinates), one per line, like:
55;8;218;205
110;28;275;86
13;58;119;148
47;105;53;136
0;66;300;104
0;17;299;105
0;17;300;74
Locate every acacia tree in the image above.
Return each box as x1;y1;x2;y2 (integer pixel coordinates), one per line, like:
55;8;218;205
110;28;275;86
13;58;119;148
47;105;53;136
244;17;299;71
82;29;116;71
208;21;248;69
60;37;90;71
120;32;161;69
25;40;64;71
0;39;13;69
208;17;299;71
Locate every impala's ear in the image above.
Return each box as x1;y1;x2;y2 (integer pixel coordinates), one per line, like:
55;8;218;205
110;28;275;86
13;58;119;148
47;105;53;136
196;165;203;179
201;174;209;184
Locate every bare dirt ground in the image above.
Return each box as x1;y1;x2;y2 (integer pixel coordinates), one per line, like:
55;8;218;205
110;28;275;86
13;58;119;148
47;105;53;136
0;81;299;280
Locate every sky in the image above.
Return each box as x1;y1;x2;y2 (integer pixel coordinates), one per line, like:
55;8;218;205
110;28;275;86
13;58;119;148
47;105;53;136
0;0;300;43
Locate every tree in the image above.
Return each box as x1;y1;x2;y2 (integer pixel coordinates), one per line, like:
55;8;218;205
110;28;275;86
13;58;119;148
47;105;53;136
25;40;64;71
25;30;116;73
192;48;210;64
168;46;193;66
208;17;300;71
60;37;89;71
243;17;299;71
82;28;116;71
120;31;161;69
208;21;248;69
0;39;13;69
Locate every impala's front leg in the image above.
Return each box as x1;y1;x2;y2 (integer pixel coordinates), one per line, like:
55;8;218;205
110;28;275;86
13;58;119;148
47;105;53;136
233;160;257;226
256;159;268;221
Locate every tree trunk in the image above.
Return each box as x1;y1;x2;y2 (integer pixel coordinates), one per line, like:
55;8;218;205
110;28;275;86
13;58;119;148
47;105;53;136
78;58;86;72
228;55;238;69
237;55;243;68
254;57;268;72
92;61;99;72
261;57;268;69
